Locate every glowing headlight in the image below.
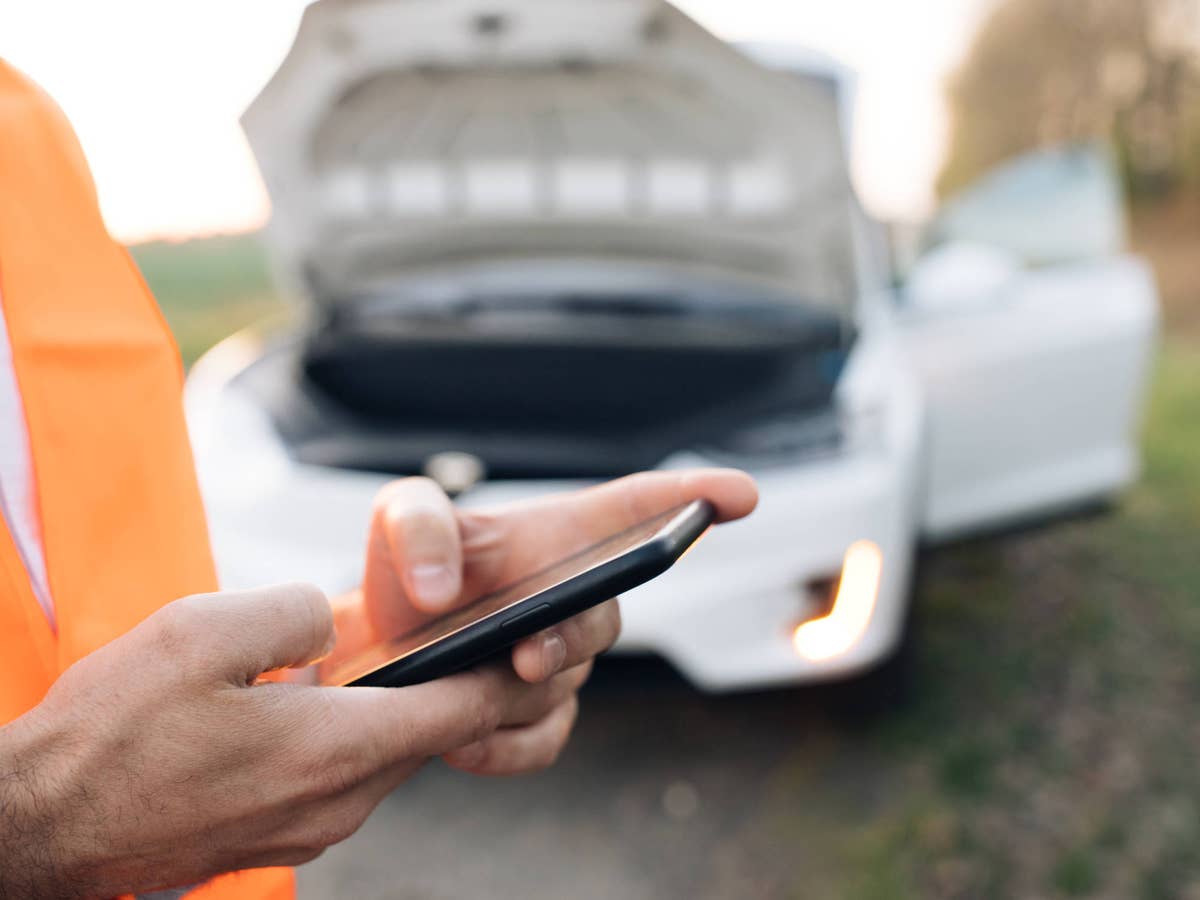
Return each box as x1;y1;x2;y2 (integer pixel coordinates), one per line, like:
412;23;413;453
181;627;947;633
792;540;883;661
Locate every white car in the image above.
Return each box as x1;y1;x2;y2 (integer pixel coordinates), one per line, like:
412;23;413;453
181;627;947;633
185;0;1158;692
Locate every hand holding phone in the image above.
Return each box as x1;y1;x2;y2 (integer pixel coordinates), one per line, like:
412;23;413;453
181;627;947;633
324;499;715;687
314;470;756;775
322;469;758;699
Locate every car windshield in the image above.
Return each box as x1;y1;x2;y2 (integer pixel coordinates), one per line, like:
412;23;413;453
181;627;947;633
924;142;1127;265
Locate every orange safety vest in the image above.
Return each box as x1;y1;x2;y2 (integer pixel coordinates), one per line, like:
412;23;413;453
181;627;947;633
0;61;293;899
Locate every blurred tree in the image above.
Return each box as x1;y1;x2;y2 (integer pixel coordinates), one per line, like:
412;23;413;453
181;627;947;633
939;0;1200;201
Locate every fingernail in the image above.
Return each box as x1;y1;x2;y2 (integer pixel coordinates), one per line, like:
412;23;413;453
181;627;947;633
446;740;487;767
411;563;456;608
542;633;567;678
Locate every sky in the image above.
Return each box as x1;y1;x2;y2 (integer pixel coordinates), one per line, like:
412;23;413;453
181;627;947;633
0;0;994;243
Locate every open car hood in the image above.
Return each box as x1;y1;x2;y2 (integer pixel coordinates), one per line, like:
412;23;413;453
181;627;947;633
242;0;859;314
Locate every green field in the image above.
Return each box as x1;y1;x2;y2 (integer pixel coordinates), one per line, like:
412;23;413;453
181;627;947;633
132;233;1200;899
131;234;288;366
818;342;1200;899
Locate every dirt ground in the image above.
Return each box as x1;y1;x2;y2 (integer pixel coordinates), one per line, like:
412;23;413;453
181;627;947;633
298;202;1200;900
298;657;853;900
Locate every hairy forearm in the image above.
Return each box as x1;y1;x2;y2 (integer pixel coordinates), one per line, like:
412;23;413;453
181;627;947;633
0;716;74;900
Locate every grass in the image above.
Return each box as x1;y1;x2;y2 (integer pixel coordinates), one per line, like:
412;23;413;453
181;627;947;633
131;229;1200;900
814;342;1200;900
835;336;1200;899
130;234;287;366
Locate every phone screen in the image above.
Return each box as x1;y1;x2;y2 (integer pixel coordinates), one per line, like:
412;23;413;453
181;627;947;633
323;503;690;686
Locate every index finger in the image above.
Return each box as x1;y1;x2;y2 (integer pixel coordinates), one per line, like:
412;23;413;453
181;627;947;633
561;468;759;529
459;469;757;598
318;666;522;768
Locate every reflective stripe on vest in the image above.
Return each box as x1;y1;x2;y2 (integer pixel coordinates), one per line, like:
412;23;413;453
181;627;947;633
0;59;294;900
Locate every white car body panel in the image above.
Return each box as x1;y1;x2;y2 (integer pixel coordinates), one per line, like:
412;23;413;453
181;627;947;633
903;255;1159;540
187;319;923;691
183;1;1159;691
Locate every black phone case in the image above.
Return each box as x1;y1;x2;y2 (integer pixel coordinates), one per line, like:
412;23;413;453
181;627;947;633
348;499;714;688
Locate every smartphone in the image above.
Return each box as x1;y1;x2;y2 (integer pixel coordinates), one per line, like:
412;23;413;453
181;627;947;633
323;499;715;688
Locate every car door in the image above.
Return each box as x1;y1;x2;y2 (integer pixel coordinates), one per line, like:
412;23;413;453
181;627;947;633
897;144;1160;541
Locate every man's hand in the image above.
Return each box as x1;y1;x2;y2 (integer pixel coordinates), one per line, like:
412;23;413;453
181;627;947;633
336;468;758;775
0;470;755;896
0;584;583;898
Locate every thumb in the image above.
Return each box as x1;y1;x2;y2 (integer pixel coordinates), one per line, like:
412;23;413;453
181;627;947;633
365;476;464;639
165;583;335;683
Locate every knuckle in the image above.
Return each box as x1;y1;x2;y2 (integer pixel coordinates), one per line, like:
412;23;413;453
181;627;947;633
250;583;333;665
522;746;557;772
472;697;504;743
463;672;505;741
286;581;334;648
305;720;373;797
567;660;594;692
283;846;326;866
555;615;586;656
459;740;493;771
546;673;576;709
163;592;208;628
290;713;360;794
304;810;363;851
151;595;209;659
397;506;448;539
559;600;621;659
313;748;368;799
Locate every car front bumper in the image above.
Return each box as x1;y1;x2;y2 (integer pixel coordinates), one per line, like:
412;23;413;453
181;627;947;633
186;326;923;691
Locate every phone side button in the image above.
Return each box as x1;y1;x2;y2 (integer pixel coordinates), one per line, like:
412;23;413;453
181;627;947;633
499;603;553;631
